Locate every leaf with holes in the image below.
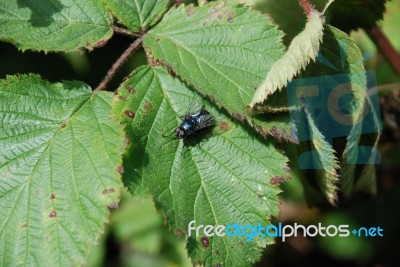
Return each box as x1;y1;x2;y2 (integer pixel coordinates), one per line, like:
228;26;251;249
0;0;112;52
113;65;289;267
143;1;297;142
0;75;125;266
103;0;170;32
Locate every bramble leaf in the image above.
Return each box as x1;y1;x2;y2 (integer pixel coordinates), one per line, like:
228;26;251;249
0;75;125;266
291;25;378;203
250;10;325;107
303;109;340;204
0;0;113;52
143;1;297;142
113;66;289;267
103;0;170;32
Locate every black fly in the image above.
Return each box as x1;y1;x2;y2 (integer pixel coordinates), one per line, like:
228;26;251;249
174;106;216;139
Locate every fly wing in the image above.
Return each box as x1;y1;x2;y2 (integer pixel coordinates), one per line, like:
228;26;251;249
193;113;216;131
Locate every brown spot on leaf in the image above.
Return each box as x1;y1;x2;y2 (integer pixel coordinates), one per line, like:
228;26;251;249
144;102;153;110
186;6;194;16
117;166;124;174
219;121;229;131
21;224;27;228
174;0;184;6
253;124;266;137
284;166;291;173
124;110;135;119
175;230;184;238
49;211;57;218
108;202;119;209
234;112;245;123
103;188;116;195
269;126;280;140
94;40;107;48
200;236;209;248
60;122;66;128
118;95;127;101
50;194;56;200
227;11;234;23
270;176;285;186
126;85;135;94
167;67;176;76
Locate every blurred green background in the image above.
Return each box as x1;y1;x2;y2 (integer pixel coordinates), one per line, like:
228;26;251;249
1;0;399;266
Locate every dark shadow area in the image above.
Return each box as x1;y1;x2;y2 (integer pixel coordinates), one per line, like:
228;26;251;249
17;0;64;27
255;177;400;267
104;232;121;267
0;33;146;90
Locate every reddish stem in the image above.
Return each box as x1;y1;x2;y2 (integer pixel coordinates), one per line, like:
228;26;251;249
298;0;313;16
94;34;145;92
367;26;400;76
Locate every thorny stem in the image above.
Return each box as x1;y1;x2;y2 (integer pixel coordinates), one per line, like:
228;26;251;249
367;26;400;76
94;34;145;92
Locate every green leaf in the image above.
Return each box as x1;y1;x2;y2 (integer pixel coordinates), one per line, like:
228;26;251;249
301;25;367;110
143;1;297;142
303;110;339;204
113;66;289;267
250;10;325;107
0;75;125;266
240;0;307;45
308;25;375;200
103;0;170;32
0;0;113;52
296;25;373;203
341;104;381;199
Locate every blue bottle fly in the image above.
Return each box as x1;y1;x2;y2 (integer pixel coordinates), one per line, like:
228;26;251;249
175;107;216;139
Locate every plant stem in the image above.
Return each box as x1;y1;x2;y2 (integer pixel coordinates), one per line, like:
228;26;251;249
94;34;145;92
366;26;400;76
111;26;140;37
298;0;313;16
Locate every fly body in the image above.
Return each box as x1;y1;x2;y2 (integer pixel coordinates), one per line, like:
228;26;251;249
175;107;216;139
